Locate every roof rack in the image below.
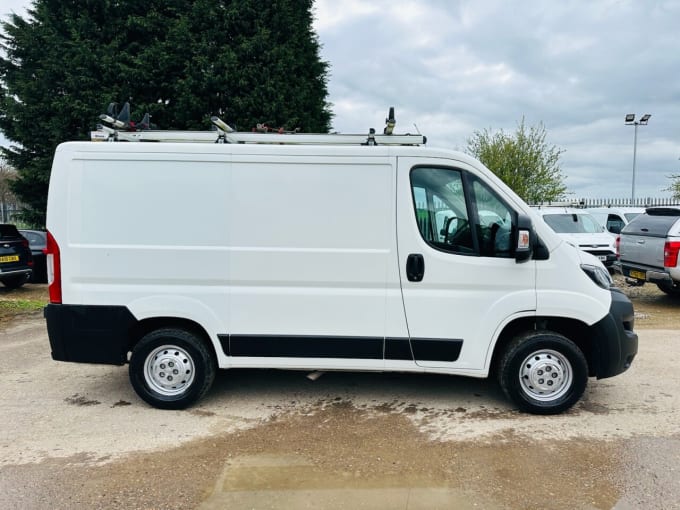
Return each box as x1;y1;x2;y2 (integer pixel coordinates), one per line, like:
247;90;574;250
91;105;426;146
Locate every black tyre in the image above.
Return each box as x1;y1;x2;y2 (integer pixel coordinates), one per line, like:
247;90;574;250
498;331;588;415
1;274;29;289
129;328;216;410
656;281;680;297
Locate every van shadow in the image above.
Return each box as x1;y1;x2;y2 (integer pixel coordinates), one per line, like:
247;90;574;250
206;368;510;413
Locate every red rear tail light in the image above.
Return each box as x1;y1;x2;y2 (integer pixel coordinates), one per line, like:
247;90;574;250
45;230;62;303
664;241;680;268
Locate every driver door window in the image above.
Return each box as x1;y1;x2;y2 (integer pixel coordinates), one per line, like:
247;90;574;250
410;167;516;258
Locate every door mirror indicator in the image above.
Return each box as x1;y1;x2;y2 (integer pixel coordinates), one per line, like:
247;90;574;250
517;230;530;251
515;214;533;263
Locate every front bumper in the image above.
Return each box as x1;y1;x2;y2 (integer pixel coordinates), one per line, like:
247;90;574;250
583;250;617;267
591;288;638;379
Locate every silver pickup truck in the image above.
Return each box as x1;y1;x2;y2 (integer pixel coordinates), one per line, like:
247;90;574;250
618;207;680;296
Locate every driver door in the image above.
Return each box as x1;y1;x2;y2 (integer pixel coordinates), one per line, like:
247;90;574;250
396;158;536;372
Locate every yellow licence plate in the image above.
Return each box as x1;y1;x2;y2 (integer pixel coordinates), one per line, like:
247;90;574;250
0;255;20;263
629;269;646;280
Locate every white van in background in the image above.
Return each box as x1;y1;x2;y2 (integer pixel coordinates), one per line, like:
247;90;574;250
532;206;618;269
43;126;638;415
586;207;646;235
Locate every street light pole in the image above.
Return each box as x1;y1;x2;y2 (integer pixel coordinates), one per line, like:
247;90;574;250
625;113;651;204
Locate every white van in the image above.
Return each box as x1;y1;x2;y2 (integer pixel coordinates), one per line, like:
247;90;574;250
586;207;646;235
44;129;638;414
532;207;618;269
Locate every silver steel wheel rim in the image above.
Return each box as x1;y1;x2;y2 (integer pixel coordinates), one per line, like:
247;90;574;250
144;345;195;397
519;349;572;402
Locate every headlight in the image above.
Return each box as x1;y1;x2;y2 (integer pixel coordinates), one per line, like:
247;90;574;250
581;264;612;290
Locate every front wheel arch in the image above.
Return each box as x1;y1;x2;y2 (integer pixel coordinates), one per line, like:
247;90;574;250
491;317;596;377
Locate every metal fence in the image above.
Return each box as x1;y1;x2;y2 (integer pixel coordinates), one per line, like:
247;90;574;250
532;197;680;208
578;197;680;208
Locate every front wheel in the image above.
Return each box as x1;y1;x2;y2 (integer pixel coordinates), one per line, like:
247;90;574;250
129;328;216;410
498;331;588;415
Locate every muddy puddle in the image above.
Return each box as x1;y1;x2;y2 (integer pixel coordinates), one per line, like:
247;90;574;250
4;400;670;510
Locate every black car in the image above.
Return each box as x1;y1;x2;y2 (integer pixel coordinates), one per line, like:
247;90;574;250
0;224;33;289
19;229;47;283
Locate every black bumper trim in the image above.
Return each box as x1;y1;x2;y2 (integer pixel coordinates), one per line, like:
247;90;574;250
590;288;638;379
44;304;138;365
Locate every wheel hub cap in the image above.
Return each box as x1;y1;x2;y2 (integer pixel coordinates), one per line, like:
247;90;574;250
519;349;572;402
144;345;195;396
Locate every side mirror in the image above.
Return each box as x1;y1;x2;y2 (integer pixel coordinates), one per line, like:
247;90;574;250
515;214;533;263
515;213;549;263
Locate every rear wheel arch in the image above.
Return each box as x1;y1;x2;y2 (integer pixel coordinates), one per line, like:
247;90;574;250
128;317;218;362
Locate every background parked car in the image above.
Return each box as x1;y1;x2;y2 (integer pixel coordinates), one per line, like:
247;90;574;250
617;207;680;296
532;207;617;268
19;229;47;284
586;207;646;235
0;224;33;289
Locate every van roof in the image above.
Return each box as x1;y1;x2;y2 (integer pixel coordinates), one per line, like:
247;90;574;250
56;140;477;162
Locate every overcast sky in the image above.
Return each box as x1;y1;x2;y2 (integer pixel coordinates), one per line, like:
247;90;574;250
2;0;679;200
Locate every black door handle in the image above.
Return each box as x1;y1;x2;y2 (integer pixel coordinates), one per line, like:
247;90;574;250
406;254;425;282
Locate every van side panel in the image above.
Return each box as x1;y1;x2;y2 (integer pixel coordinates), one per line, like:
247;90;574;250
227;157;398;355
63;153;231;342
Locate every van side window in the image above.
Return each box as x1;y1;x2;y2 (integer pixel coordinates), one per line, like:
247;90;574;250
410;167;515;258
410;167;473;254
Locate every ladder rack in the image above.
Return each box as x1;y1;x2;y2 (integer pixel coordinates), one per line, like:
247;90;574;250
91;106;426;146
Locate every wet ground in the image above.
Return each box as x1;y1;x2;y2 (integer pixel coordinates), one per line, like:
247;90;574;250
1;403;650;510
1;283;679;509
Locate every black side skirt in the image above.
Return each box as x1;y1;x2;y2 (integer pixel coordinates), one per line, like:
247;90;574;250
219;335;463;363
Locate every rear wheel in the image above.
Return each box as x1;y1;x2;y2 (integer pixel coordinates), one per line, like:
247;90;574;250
498;331;588;415
129;328;216;409
656;281;680;297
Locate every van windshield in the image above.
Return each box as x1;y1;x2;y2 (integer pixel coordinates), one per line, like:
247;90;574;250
543;213;603;234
